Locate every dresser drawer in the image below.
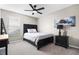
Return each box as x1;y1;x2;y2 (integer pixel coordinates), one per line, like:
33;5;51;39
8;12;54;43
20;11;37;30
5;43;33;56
55;36;69;48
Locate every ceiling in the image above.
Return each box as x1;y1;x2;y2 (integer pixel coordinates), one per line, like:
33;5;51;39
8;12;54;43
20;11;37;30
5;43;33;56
0;4;72;18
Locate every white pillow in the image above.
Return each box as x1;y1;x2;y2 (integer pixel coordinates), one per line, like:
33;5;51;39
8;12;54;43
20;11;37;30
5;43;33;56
27;29;37;33
32;29;37;33
27;29;32;33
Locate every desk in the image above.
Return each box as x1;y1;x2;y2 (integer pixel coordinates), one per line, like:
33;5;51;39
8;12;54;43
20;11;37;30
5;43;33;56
0;34;8;55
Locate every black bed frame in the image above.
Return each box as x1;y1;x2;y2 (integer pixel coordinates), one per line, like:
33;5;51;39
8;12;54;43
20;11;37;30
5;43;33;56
23;24;53;50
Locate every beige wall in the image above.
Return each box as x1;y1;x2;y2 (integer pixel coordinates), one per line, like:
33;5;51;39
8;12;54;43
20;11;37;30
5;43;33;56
0;9;37;42
38;4;79;47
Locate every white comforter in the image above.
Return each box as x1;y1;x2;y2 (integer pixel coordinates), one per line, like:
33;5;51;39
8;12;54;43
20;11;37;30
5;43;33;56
24;32;53;45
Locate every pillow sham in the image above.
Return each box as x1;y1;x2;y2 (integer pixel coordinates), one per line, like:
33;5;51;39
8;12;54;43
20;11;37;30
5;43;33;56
27;29;37;33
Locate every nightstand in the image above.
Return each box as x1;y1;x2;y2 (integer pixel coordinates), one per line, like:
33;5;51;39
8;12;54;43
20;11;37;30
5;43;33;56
55;35;69;48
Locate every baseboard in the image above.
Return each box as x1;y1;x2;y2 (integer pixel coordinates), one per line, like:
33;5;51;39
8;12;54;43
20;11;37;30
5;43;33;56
9;40;22;44
69;45;79;49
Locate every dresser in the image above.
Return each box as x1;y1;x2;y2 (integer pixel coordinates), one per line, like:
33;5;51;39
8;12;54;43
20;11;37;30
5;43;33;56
0;34;8;55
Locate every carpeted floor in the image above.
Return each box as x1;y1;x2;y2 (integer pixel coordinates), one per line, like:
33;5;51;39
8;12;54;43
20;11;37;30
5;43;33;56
0;40;79;55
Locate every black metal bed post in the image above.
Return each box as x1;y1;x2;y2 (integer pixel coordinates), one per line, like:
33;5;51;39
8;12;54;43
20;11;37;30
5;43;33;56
1;18;2;34
1;18;7;34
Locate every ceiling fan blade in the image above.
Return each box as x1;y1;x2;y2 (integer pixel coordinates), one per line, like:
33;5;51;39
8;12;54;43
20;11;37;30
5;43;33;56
37;11;42;14
29;4;34;9
37;7;45;10
24;10;33;11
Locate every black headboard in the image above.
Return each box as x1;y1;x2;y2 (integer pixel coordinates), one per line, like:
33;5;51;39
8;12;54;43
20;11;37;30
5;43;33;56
23;24;38;34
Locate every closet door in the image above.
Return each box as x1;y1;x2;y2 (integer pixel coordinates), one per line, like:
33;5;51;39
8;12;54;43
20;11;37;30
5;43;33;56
8;16;21;42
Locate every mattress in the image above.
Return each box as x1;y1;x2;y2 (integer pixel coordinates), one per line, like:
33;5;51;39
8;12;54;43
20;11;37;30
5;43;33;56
24;32;53;45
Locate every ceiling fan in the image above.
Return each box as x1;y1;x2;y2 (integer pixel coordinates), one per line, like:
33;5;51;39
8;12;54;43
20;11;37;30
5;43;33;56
24;4;45;15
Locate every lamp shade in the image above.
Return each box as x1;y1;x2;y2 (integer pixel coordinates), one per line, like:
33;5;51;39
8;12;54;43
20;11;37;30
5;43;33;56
57;25;63;29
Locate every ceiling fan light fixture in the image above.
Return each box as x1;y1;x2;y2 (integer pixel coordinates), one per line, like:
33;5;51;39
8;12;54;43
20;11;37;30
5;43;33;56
32;13;34;15
32;11;37;15
33;11;37;13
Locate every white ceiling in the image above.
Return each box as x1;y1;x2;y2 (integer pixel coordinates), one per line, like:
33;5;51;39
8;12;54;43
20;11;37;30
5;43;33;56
0;4;72;18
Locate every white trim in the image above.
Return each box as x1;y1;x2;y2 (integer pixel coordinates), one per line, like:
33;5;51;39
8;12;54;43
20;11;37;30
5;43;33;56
9;40;22;44
69;45;79;49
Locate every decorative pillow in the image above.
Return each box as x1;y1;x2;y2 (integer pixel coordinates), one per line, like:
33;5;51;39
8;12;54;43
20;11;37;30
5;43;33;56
27;29;37;33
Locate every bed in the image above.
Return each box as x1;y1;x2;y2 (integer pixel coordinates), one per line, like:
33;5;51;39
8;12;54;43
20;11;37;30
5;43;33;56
23;24;54;50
